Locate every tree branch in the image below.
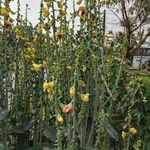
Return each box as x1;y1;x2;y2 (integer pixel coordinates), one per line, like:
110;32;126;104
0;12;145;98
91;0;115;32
130;29;150;54
131;16;147;33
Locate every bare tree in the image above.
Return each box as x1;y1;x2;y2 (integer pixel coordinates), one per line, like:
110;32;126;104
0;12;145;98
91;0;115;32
106;0;150;59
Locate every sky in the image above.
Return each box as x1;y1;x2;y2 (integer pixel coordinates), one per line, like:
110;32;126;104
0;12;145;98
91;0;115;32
10;0;41;25
10;0;123;33
10;1;147;65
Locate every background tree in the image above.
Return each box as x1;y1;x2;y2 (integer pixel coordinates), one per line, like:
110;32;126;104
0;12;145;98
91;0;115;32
105;0;150;59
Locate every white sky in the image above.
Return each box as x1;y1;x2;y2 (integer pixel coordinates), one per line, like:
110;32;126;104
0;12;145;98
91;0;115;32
8;1;149;46
10;0;41;25
10;0;123;33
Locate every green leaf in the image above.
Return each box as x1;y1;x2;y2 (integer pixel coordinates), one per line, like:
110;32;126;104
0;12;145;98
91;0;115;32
25;145;42;150
78;80;86;87
43;124;56;142
81;144;93;150
26;143;55;150
104;124;119;141
15;135;29;150
0;109;8;121
23;118;35;131
0;143;4;150
10;127;25;134
10;118;35;134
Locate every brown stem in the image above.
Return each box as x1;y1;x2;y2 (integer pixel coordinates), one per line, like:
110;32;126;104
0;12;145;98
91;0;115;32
130;29;150;54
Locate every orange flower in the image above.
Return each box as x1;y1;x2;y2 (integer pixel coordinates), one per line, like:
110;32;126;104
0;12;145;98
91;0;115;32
62;103;73;114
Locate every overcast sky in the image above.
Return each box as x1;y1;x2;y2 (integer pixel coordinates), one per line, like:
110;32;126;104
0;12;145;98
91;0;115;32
10;0;122;32
10;0;40;25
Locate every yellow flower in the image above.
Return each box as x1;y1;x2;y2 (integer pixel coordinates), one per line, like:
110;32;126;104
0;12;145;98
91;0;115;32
47;82;55;89
56;114;64;124
42;7;49;18
46;88;52;93
81;93;89;102
43;81;55;93
57;1;64;8
130;127;137;135
46;82;55;94
32;63;42;72
76;0;82;5
36;26;43;33
0;7;10;17
121;131;126;139
27;47;35;54
15;28;21;36
24;47;36;62
69;86;75;97
16;35;21;41
43;82;49;91
58;7;66;16
32;35;38;43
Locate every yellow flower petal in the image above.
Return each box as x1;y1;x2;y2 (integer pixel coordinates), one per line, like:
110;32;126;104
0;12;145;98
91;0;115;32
47;82;55;89
42;7;49;17
43;81;55;93
76;0;82;5
47;88;52;94
121;131;126;139
69;86;75;97
0;7;10;17
43;82;49;91
57;1;64;8
81;93;89;102
56;114;64;124
32;63;42;72
130;127;137;135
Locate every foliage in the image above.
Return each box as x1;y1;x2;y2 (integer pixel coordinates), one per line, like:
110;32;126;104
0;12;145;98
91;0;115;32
104;0;150;59
0;0;149;150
